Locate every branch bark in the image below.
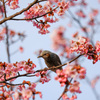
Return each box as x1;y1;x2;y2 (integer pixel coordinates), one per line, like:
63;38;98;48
0;0;38;24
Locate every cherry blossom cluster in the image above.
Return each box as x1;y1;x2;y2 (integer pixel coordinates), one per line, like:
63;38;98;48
24;2;59;34
6;0;19;9
13;82;42;100
50;26;73;58
0;59;53;99
0;81;42;99
95;41;100;60
62;93;77;100
55;64;86;99
35;71;51;84
0;59;36;81
24;0;72;34
57;0;69;16
88;9;99;26
62;81;80;100
70;36;100;64
50;26;66;50
0;59;45;99
55;64;86;86
76;10;86;18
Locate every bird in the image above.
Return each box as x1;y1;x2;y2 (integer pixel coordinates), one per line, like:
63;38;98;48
37;50;62;72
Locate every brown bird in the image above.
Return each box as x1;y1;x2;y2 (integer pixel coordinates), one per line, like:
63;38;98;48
37;50;62;72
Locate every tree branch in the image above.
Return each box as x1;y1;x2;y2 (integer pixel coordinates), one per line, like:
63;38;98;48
0;54;82;84
9;7;58;21
0;0;38;24
2;0;7;18
5;24;11;63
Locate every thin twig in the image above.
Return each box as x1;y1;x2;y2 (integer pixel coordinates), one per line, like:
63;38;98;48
68;10;95;45
2;0;7;18
68;10;89;37
58;78;73;100
5;24;11;63
0;82;27;87
85;76;99;100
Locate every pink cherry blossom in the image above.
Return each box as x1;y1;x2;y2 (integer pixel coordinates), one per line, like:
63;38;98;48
50;26;66;50
91;76;100;88
13;90;19;100
19;46;24;53
22;88;32;99
7;0;19;9
76;10;86;18
95;41;100;53
69;81;81;93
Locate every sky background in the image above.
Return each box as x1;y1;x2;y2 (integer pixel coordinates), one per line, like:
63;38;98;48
0;0;100;100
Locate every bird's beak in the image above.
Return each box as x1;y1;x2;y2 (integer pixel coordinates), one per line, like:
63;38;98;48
37;55;42;58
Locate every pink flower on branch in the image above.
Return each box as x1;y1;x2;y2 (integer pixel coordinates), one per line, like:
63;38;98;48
0;60;44;100
55;63;86;87
22;88;32;99
39;71;51;84
70;36;100;64
91;76;100;88
95;41;100;53
0;28;6;41
6;0;19;9
69;81;81;93
19;46;24;53
13;90;19;100
76;10;86;18
57;0;69;16
88;18;95;26
55;63;83;99
50;26;66;50
23;0;71;34
89;9;99;19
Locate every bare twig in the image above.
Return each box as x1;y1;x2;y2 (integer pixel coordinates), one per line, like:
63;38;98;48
5;24;11;63
68;10;89;37
85;76;99;100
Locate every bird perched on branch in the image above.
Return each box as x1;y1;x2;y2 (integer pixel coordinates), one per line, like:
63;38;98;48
37;50;62;72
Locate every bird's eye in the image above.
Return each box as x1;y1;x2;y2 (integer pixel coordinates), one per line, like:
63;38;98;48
43;53;49;57
43;54;47;56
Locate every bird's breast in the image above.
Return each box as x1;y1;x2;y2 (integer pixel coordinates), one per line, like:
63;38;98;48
44;59;54;68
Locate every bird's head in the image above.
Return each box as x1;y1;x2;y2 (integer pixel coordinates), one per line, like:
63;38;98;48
37;50;51;59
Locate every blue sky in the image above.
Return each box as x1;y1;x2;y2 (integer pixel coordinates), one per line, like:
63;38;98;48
0;0;100;100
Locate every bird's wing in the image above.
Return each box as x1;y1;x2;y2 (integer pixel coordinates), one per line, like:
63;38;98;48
50;53;62;66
